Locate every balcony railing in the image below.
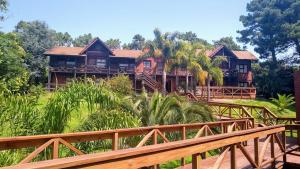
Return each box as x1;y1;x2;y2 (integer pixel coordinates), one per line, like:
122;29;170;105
49;66;135;74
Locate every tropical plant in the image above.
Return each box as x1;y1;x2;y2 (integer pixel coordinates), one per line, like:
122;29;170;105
197;48;227;101
271;94;295;114
140;29;175;94
75;109;141;153
175;41;203;93
125;90;214;126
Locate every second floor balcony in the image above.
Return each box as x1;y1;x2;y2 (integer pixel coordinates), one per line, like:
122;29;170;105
49;65;135;75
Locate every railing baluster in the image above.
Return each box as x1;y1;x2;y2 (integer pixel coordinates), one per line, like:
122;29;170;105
192;153;201;169
230;144;236;169
112;132;118;151
181;126;186;166
53;138;59;159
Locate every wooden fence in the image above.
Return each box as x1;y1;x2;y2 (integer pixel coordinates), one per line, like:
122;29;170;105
4;125;299;169
0;120;252;167
196;86;256;99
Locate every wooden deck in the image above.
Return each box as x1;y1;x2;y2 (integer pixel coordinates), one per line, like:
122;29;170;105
177;136;300;169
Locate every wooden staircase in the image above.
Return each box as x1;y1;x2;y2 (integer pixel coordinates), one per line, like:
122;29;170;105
136;71;161;92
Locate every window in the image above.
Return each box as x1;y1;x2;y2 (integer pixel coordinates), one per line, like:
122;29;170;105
66;58;76;66
239;82;248;87
96;59;106;68
143;60;151;69
236;64;247;73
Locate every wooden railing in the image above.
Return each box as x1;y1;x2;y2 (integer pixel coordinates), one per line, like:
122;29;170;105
137;71;161;91
0;120;253;167
49;66;135;74
196;86;256;99
4;125;297;169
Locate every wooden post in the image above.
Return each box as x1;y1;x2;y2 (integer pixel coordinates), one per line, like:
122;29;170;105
282;131;286;163
181;127;186;166
112;132;118;151
152;130;159;169
230;144;236;169
192;153;201;169
254;137;259;166
53;139;59;159
270;134;275;168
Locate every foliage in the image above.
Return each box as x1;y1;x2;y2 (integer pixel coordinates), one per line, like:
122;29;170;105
105;38;121;49
0;33;29;93
252;61;296;98
238;0;300;64
75;109;141;153
0;0;7;22
125;91;214;126
54;32;73;47
213;36;243;50
271;94;295;113
15;20;56;84
175;41;203;92
122;34;145;50
106;74;133;95
73;33;93;47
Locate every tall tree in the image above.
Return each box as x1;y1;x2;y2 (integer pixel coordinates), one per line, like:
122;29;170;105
105;38;121;49
198;48;226;101
73;33;93;47
14;20;56;84
238;0;299;65
54;32;73;47
213;36;242;50
131;34;145;50
140;28;175;94
0;0;8;22
0;33;28;92
175;41;203;93
122;34;145;50
177;31;211;47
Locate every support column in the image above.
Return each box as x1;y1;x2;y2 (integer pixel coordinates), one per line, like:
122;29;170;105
294;71;300;146
48;70;51;91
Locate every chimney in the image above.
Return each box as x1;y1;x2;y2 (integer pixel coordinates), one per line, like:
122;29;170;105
295;71;300;122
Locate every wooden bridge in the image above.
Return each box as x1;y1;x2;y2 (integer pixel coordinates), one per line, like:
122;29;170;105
0;102;299;169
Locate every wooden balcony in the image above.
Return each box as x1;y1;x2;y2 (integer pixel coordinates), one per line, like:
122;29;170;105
49;66;135;75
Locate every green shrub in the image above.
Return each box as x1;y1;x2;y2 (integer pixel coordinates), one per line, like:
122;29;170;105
106;74;133;95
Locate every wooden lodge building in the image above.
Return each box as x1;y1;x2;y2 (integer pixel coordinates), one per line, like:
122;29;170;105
44;38;257;94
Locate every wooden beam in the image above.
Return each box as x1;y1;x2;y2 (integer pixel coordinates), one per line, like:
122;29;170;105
136;130;155;148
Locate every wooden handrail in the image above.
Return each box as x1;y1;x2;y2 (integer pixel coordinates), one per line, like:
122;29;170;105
3;126;286;169
0;119;251;151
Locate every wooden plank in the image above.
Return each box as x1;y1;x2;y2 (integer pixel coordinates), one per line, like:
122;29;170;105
230;144;236;169
58;138;84;155
53;139;59;159
136;130;155;148
212;146;230;169
20;139;55;164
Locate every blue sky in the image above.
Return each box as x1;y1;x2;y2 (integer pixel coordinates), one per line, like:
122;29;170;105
2;0;252;50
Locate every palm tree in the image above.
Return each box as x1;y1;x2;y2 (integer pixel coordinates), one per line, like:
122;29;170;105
175;42;203;93
123;90;214;126
139;29;175;94
197;48;227;101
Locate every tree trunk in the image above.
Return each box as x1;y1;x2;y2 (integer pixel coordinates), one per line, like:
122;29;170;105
185;70;189;93
294;38;300;56
207;74;211;102
162;68;167;95
175;68;179;92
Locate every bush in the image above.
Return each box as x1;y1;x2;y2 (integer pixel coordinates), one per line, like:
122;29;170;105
106;74;133;95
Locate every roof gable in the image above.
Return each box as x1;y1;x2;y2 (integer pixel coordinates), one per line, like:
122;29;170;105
80;38;113;55
206;45;257;60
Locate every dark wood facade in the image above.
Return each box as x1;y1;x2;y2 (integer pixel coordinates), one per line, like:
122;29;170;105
45;38;257;92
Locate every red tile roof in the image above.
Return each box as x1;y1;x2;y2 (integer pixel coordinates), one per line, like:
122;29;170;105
44;47;84;56
205;46;257;60
112;49;143;58
232;51;257;60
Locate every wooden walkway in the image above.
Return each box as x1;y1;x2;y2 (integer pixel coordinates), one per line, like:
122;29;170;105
177;137;300;169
